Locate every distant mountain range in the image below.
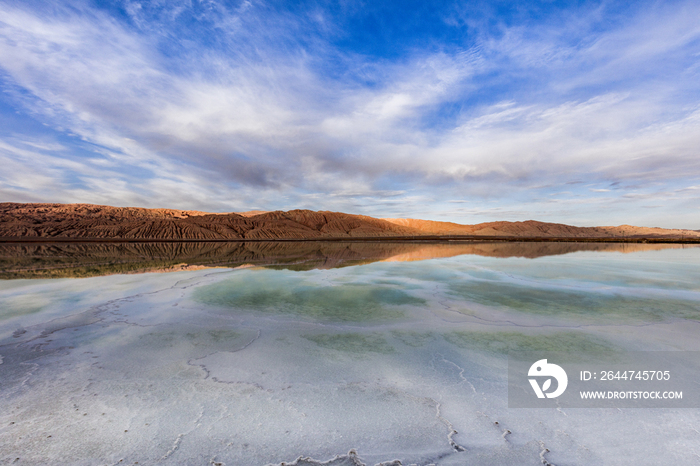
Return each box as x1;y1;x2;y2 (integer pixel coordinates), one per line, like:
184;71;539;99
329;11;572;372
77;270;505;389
380;218;700;239
1;202;698;241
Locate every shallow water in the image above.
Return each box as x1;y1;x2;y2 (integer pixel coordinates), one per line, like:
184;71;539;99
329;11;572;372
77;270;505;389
1;243;699;465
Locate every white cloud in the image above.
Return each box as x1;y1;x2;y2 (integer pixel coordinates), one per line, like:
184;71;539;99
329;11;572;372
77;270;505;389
0;1;698;227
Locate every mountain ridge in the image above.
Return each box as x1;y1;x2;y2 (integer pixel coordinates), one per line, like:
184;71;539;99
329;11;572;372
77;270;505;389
381;218;700;239
1;202;698;240
0;203;422;240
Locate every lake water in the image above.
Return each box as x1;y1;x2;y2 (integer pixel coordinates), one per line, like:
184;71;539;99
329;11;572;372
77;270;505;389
1;242;699;465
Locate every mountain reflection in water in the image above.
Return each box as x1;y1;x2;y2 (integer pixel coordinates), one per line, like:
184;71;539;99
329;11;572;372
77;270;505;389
1;241;696;279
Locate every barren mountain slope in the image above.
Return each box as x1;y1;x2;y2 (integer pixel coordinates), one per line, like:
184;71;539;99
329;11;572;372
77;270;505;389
596;225;700;238
2;203;697;240
382;218;700;238
0;203;423;240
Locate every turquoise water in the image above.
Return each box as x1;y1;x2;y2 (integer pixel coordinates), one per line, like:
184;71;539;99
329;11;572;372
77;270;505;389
1;244;699;465
194;268;423;322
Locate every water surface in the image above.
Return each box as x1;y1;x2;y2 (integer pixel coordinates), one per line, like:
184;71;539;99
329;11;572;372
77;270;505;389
1;242;699;465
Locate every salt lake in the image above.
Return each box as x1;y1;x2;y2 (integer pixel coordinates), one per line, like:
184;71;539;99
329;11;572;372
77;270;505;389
1;242;699;465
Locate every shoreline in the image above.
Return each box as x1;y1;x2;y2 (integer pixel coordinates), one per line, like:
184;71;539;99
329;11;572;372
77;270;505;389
2;236;700;244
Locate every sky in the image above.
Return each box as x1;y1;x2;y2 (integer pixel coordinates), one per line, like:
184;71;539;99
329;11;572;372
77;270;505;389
0;0;699;228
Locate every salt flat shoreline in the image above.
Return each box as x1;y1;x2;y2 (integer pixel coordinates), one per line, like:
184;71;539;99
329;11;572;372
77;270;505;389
1;236;699;244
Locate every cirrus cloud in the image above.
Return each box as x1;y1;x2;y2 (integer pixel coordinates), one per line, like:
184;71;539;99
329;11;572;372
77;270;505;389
0;0;698;228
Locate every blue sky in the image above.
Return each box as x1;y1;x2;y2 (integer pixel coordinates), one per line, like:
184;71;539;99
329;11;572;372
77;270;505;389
0;0;699;228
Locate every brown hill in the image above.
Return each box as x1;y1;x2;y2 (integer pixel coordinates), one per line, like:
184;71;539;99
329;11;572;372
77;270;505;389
0;203;423;240
236;210;271;217
382;218;700;239
1;203;697;241
596;224;700;238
